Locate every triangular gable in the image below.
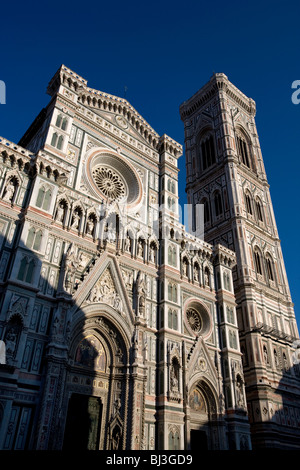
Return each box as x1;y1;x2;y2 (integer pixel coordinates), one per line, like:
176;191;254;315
73;253;134;326
187;336;218;387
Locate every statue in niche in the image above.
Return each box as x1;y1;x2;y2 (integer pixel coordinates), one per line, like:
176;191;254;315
143;334;148;361
170;357;180;392
62;244;78;293
71;211;81;229
182;260;188;276
4;315;23;362
235;378;244;408
124;234;131;252
193;265;199;281
111;426;121;450
55;203;65;222
5;327;18;357
86;217;95;235
137;239;144;257
219;392;225;414
149;244;156;263
113;397;121;417
106;223;116;243
136;271;146;316
122;269;133;291
3;180;15;202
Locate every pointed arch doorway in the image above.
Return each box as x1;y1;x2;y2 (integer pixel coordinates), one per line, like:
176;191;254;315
188;379;220;450
63;394;102;450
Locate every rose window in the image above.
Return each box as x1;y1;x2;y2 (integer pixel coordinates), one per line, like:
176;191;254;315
92;166;126;200
83;150;142;207
186;308;202;333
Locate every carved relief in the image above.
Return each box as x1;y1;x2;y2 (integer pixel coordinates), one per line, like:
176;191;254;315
87;269;124;316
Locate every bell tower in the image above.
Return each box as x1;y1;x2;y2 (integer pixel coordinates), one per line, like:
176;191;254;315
180;73;300;449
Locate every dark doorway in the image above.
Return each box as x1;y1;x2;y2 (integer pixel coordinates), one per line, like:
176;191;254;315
190;429;208;450
63;394;102;450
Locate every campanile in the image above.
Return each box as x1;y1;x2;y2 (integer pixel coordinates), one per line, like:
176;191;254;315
180;73;300;449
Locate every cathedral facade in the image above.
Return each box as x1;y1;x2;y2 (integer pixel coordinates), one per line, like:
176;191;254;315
0;66;298;450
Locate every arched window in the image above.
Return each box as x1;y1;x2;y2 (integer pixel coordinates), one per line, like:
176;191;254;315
33;230;43;251
168;246;173;265
27;227;43;251
168;283;177;302
229;330;237;349
36;186;45;208
51;132;64;150
36;186;52;211
201;198;210;224
214;191;223;217
168;246;176;267
245;193;253;215
56;114;68;131
200;134;216;171
254;249;262;275
237;135;250;168
223;271;231;291
51;132;58;147
266;256;274;281
168;428;180;450
57;135;64;150
227;306;235;324
168;309;178;330
26;227;36;249
17;257;35;283
256;199;264;222
43;189;52;211
173;285;177;303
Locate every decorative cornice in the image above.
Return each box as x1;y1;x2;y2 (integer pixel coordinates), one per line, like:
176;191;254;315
47;65;182;158
180;73;256;119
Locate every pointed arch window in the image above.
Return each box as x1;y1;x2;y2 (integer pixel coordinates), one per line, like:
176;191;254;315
200;134;216;171
51;132;58;147
168;283;177;302
168;309;178;330
169;429;180;451
56;114;68;131
256;199;264;222
27;227;43;251
33;230;43;251
36;185;52;211
200;198;210;224
51;132;64;150
237;135;250;168
266;256;274;281
245;193;253;215
214;191;223;217
17;257;35;283
57;135;64;150
254;249;262;275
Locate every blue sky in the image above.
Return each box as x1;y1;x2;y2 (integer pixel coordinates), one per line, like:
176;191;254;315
0;0;299;325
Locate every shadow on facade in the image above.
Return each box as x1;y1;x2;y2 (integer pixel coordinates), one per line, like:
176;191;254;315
0;230;136;451
0;227;299;450
247;358;300;450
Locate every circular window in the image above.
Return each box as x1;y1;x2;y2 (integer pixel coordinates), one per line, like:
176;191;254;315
184;300;211;338
84;150;142;207
92;166;126;201
186;308;202;333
